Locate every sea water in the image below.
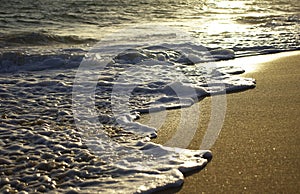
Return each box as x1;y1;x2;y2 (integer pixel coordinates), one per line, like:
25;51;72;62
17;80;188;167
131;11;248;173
0;0;299;193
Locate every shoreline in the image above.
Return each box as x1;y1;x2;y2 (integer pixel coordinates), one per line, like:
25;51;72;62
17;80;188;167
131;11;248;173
138;51;300;193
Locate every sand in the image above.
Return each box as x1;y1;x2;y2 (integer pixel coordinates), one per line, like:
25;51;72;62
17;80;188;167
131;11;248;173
139;51;300;193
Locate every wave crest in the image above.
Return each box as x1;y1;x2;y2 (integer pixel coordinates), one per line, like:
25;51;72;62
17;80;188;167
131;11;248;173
0;32;97;47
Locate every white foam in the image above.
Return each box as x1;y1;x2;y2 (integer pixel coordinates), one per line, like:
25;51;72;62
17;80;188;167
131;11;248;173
0;26;256;193
71;38;255;192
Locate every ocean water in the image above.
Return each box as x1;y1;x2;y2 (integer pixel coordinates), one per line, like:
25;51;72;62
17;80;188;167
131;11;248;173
0;0;299;193
0;0;299;71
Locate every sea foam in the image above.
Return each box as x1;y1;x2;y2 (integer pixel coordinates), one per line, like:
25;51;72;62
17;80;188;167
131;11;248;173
0;26;256;193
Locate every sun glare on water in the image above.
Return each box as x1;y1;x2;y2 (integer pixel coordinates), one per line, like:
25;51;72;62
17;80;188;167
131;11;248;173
214;0;246;9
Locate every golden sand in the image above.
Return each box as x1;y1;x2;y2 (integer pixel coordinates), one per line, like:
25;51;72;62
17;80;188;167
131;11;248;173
139;51;300;193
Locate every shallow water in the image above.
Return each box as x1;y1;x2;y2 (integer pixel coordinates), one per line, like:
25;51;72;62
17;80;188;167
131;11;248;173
0;39;255;193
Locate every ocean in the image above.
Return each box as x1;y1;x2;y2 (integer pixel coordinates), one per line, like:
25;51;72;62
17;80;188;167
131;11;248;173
0;0;299;193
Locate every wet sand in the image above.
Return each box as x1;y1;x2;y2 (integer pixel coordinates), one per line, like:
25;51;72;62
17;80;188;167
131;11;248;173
140;51;300;193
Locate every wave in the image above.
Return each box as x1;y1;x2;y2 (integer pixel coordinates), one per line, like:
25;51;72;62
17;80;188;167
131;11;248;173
1;44;299;74
0;49;85;73
0;45;238;73
0;31;98;47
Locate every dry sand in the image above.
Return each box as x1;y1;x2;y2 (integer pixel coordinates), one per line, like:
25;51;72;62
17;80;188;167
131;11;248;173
139;51;300;193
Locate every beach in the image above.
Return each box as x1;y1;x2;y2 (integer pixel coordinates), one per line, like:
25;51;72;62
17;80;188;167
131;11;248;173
139;51;300;193
1;1;299;192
